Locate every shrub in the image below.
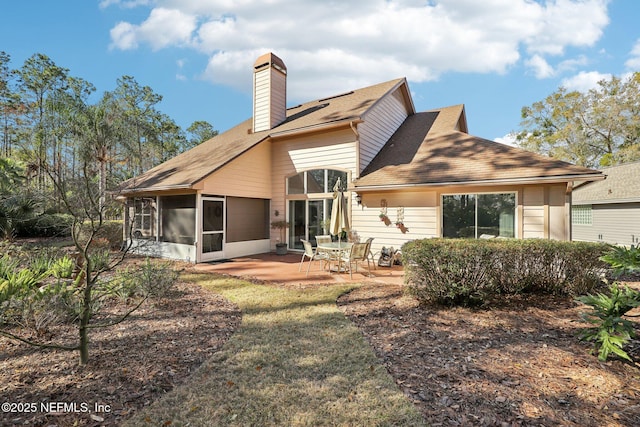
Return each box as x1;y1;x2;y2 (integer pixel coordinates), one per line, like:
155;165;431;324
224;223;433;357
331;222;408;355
76;220;123;250
113;258;178;300
577;283;640;361
18;281;75;334
16;213;73;238
403;239;608;306
50;255;74;279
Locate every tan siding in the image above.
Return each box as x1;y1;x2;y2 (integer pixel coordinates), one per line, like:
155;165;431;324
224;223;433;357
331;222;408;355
270;72;286;127
358;88;409;174
352;190;438;255
271;129;357;247
573;203;640;246
549;184;567;240
199;141;272;198
523;186;545;238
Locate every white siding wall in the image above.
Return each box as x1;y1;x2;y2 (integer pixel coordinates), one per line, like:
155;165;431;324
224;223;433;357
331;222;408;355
573;203;640;246
358;88;409;174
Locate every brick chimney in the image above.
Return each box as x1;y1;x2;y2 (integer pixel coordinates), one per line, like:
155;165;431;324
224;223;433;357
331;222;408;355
253;52;287;132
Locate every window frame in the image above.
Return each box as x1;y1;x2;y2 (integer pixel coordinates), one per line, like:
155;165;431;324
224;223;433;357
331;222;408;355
441;191;517;239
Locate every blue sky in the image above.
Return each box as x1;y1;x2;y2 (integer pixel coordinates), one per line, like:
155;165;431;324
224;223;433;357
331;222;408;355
2;0;639;144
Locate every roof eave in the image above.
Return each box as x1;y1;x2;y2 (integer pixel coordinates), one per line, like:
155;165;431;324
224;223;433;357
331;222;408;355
352;173;605;191
268;118;363;140
119;184;195;195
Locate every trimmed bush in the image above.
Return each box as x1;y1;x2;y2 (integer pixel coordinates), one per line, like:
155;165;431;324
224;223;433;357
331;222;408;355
403;238;608;306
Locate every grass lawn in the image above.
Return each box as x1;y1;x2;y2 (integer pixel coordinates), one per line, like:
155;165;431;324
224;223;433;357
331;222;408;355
124;274;425;426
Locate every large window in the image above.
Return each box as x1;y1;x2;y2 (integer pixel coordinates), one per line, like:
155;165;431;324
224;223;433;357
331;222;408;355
443;193;516;238
286;169;348;249
287;169;347;194
572;205;592;225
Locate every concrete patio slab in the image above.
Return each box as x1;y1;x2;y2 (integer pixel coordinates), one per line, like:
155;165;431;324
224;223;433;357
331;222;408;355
191;251;405;287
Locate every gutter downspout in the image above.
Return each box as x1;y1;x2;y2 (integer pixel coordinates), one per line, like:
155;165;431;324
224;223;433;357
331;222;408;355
350;120;360;180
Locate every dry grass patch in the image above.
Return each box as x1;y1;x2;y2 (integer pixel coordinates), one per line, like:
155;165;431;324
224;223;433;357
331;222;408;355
124;274;425;427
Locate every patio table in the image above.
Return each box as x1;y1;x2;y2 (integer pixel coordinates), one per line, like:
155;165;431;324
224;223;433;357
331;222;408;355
317;241;353;272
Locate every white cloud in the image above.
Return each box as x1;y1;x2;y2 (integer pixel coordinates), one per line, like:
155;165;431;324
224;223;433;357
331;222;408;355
525;54;555;79
110;8;197;51
106;0;611;100
561;71;612;92
494;133;518;147
625;39;640;70
100;0;151;9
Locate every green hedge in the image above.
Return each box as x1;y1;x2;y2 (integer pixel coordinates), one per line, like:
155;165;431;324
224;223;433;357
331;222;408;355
402;238;609;306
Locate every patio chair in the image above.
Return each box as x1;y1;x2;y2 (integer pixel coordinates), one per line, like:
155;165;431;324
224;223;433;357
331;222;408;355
340;241;372;279
315;234;335;261
299;239;330;276
315;235;332;245
364;237;376;270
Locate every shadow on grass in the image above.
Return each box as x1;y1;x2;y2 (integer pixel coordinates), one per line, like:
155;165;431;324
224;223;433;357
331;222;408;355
123;274;426;427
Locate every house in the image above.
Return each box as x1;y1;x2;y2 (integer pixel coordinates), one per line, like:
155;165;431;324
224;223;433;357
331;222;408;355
572;161;640;246
119;52;604;263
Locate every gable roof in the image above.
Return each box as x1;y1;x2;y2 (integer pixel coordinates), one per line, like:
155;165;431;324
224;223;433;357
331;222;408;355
354;108;604;189
120;78;408;194
572;161;640;204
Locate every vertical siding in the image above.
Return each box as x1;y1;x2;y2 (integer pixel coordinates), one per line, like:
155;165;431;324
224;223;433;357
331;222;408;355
523;187;545;238
573;203;640;246
198;141;272;198
358;88;409;174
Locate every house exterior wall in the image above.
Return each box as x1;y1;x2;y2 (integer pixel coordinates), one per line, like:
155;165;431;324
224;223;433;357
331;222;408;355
357;88;410;174
573;202;640;246
352;183;570;256
195;141;272;198
271;128;357;249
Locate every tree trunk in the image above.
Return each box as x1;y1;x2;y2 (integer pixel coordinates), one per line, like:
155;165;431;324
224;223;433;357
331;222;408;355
78;261;91;365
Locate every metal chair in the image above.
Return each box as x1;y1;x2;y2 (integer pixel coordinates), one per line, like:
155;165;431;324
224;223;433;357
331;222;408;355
340;241;372;279
299;239;330;276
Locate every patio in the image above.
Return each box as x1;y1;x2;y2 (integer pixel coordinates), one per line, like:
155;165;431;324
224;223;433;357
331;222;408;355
191;251;405;287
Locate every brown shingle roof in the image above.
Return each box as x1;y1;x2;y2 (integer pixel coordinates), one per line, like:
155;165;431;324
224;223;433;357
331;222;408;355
572;161;640;204
119;78;407;193
355;109;603;189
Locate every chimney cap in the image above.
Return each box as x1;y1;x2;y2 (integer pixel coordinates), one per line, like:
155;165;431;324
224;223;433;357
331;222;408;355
254;52;287;73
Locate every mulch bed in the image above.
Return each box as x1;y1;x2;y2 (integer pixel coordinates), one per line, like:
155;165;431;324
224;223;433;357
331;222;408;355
2;250;640;426
337;282;640;426
0;280;241;426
